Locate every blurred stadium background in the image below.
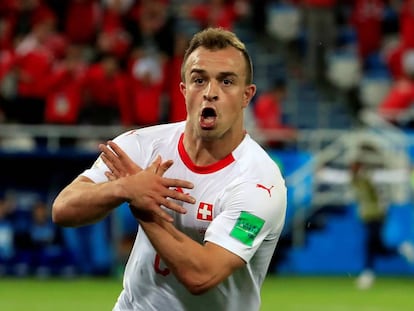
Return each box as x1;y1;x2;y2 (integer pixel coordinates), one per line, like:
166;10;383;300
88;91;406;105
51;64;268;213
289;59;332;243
1;0;414;310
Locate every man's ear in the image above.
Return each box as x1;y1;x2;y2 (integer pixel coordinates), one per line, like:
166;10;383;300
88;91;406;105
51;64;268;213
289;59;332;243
243;84;256;108
180;82;186;96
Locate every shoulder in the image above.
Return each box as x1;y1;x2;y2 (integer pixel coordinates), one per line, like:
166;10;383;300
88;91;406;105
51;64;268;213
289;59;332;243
114;122;185;144
118;122;184;138
232;134;284;183
110;122;185;160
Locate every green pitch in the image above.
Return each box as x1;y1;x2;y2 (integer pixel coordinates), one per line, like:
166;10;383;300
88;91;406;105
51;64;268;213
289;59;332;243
0;275;413;310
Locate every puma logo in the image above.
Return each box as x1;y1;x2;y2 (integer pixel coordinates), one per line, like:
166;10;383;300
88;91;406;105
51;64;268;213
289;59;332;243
256;184;274;197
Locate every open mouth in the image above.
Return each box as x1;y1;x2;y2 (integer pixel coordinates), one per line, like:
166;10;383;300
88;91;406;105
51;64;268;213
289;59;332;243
200;107;217;129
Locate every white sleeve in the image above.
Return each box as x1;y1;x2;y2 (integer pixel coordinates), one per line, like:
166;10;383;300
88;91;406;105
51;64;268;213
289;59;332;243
204;181;287;262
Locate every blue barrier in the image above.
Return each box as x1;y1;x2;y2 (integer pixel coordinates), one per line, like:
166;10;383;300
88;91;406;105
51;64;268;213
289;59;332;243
267;150;314;233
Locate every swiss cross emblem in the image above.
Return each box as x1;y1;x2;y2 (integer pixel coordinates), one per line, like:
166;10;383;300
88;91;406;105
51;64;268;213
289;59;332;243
197;202;213;221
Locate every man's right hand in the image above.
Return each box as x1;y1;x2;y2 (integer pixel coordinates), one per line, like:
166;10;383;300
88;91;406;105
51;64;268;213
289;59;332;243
99;141;195;222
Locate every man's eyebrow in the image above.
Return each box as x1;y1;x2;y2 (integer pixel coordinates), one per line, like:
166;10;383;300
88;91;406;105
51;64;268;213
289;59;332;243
190;69;238;78
190;68;206;75
217;72;238;79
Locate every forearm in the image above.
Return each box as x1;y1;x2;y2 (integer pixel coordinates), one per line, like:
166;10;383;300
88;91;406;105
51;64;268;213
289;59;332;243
138;217;233;295
52;176;127;227
139;219;206;291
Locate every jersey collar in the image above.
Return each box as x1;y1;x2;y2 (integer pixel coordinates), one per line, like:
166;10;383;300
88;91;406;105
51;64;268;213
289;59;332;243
178;133;235;174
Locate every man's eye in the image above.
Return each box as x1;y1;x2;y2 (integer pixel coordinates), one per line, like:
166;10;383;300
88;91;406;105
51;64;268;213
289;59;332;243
223;79;233;85
194;78;204;84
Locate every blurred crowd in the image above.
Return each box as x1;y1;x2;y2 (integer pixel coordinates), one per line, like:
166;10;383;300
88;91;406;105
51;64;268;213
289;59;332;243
0;190;75;277
1;1;414;135
0;188;120;277
0;0;254;127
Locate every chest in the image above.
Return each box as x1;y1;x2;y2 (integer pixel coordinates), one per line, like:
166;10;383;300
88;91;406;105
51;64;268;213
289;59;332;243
165;163;239;241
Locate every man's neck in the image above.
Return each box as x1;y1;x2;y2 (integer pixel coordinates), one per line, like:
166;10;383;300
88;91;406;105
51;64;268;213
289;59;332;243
182;130;245;167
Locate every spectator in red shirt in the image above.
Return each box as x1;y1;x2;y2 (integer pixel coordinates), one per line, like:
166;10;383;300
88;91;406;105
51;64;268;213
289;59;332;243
165;33;189;123
0;0;19;52
44;44;87;126
384;41;405;79
384;0;414;79
96;0;133;62
125;51;166;126
78;53;128;125
378;49;414;127
400;0;414;50
253;77;296;148
186;0;247;31
125;0;175;58
5;0;55;42
63;0;101;46
349;0;385;65
12;8;59;124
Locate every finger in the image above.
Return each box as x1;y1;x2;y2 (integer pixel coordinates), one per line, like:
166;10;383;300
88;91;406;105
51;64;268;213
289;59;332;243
157;160;174;176
107;141;127;160
99;143;117;161
101;153;121;178
165;188;196;205
159;197;187;215
162;177;194;191
104;171;116;181
157;209;174;223
107;141;143;173
99;144;123;176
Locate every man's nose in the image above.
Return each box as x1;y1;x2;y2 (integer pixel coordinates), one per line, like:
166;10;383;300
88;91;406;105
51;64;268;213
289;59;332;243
203;82;219;101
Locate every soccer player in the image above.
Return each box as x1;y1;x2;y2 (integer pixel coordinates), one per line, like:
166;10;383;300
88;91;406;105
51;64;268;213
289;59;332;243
52;27;287;311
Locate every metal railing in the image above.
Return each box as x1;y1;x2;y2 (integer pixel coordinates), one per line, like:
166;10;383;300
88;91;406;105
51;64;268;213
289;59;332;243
1;119;412;247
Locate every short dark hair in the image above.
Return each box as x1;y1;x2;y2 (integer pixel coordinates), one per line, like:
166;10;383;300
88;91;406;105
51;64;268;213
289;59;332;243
181;27;253;85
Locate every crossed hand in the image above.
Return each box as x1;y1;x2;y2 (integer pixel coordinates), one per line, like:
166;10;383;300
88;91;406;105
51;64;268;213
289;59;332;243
99;141;195;222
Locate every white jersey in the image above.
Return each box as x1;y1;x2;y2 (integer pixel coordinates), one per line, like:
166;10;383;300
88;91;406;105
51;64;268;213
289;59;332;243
81;121;287;311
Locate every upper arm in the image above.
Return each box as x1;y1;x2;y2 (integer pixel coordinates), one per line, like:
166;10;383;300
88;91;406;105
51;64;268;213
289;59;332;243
187;181;286;293
205;180;286;261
